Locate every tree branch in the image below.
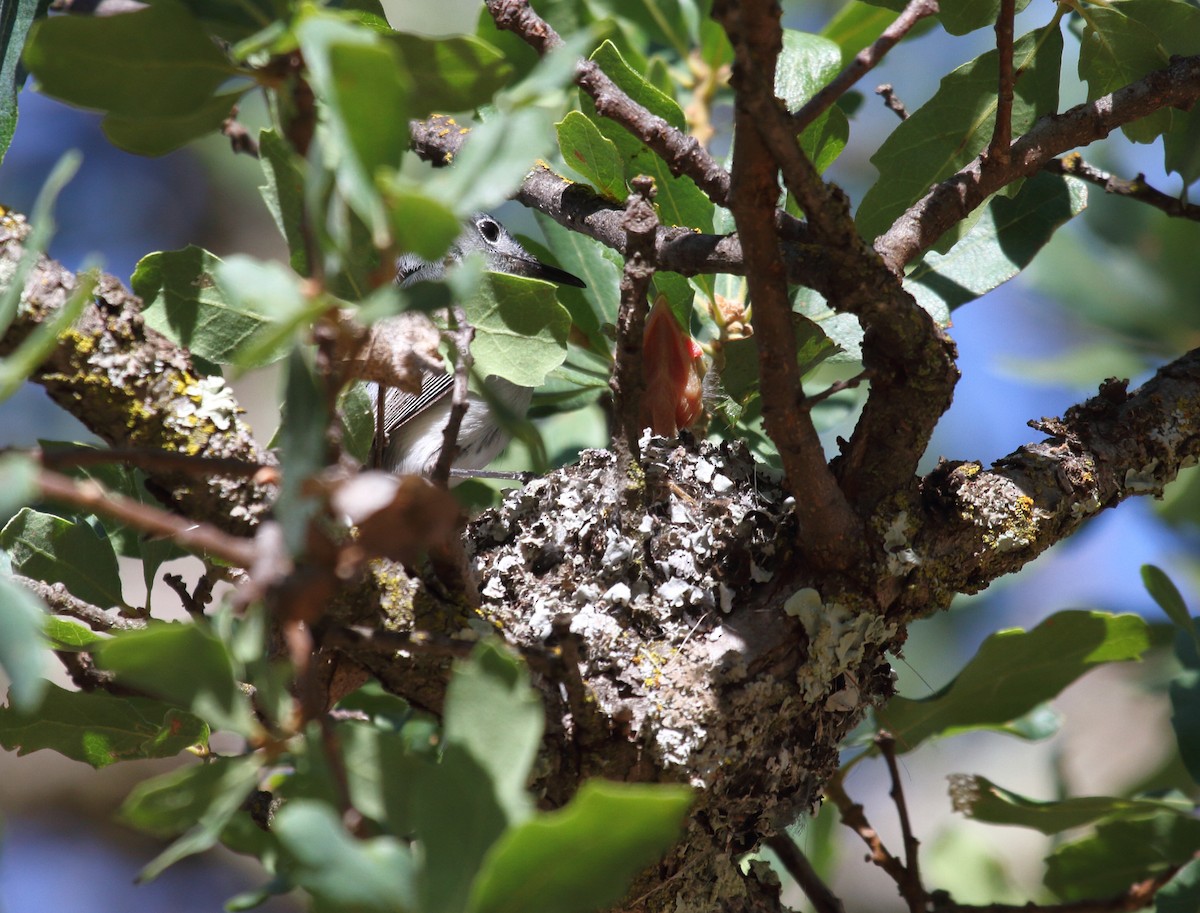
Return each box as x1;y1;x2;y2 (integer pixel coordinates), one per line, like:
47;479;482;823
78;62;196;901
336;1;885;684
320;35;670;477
792;0;939;133
877;54;1200;271
14;575;144;631
1047;153;1200;221
37;444;274;480
715;0;864;571
36;467;258;568
764;834;846;913
899;355;1200;619
611;176;657;460
878;731;924;913
0;214;275;535
413;118;835;287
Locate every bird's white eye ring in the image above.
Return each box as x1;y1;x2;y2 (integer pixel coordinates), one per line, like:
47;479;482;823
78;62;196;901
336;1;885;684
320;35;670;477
478;217;501;244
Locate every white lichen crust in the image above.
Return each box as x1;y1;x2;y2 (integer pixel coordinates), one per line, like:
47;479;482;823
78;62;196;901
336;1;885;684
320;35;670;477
468;435;899;894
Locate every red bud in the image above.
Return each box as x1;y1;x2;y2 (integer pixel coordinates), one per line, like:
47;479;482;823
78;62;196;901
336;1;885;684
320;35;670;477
642;296;706;436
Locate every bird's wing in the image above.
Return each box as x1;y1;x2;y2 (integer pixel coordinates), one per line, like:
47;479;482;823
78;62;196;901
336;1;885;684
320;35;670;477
379;371;454;433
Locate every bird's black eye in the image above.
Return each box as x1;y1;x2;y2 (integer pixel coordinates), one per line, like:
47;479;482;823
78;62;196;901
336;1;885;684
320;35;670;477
478;217;501;244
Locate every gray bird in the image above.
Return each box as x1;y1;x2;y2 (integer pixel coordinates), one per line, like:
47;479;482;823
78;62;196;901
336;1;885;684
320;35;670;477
373;212;585;477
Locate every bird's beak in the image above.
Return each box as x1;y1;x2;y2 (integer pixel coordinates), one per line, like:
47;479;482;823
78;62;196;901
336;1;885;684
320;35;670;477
500;251;587;289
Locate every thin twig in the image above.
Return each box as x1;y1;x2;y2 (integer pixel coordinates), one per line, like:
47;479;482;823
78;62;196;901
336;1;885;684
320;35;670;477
612;175;658;461
877;54;1200;271
13;575;144;630
163;572;214;617
800;369;872;411
878;731;924;912
431;306;474;488
876;84;910;121
55;649;118;692
764;834;846;913
483;0;732;206
37;445;273;480
938;865;1184;912
825;772;911;891
1047;153;1200;221
318;713;367;837
36;468;258;568
988;0;1017;166
222;106;260;158
792;0;939;132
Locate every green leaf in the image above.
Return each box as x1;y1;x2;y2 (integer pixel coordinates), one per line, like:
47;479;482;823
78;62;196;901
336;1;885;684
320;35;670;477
132;247;313;367
1109;0;1200;175
95;622;254;734
462;272;572;388
413;744;509;913
258;129;310;276
822;3;898;64
383;186;461;261
215;256;321;368
102;90;245;156
388;32;513;116
329;41;410;181
0;573;46;709
857;23;1063;242
0;451;37;517
855;0;1031;36
427;107;558;218
0;0;47;164
407;643;544;913
340;382;376;465
295;14;398;245
799;106;848;175
938;0;1033;36
585;40;713;231
1077;6;1171;144
949;774;1194;835
1163;108;1200;187
557;111;627;200
535;213;621;357
534;347;612;413
1143;565;1197;644
2;507;125;610
1045;815;1200;901
0;682;208;768
875;610;1151;753
276;348;329;555
274;801;417;913
173;0;277;42
775;30;841;112
906;171;1087;319
23;0;238;116
1169;620;1200;786
468;780;692;913
1156;858;1200;913
443;642;543;824
776;31;848;173
120;754;262;881
44;615;102;650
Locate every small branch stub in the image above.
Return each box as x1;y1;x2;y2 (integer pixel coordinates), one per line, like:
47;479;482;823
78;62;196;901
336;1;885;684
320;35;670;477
612;175;659;462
